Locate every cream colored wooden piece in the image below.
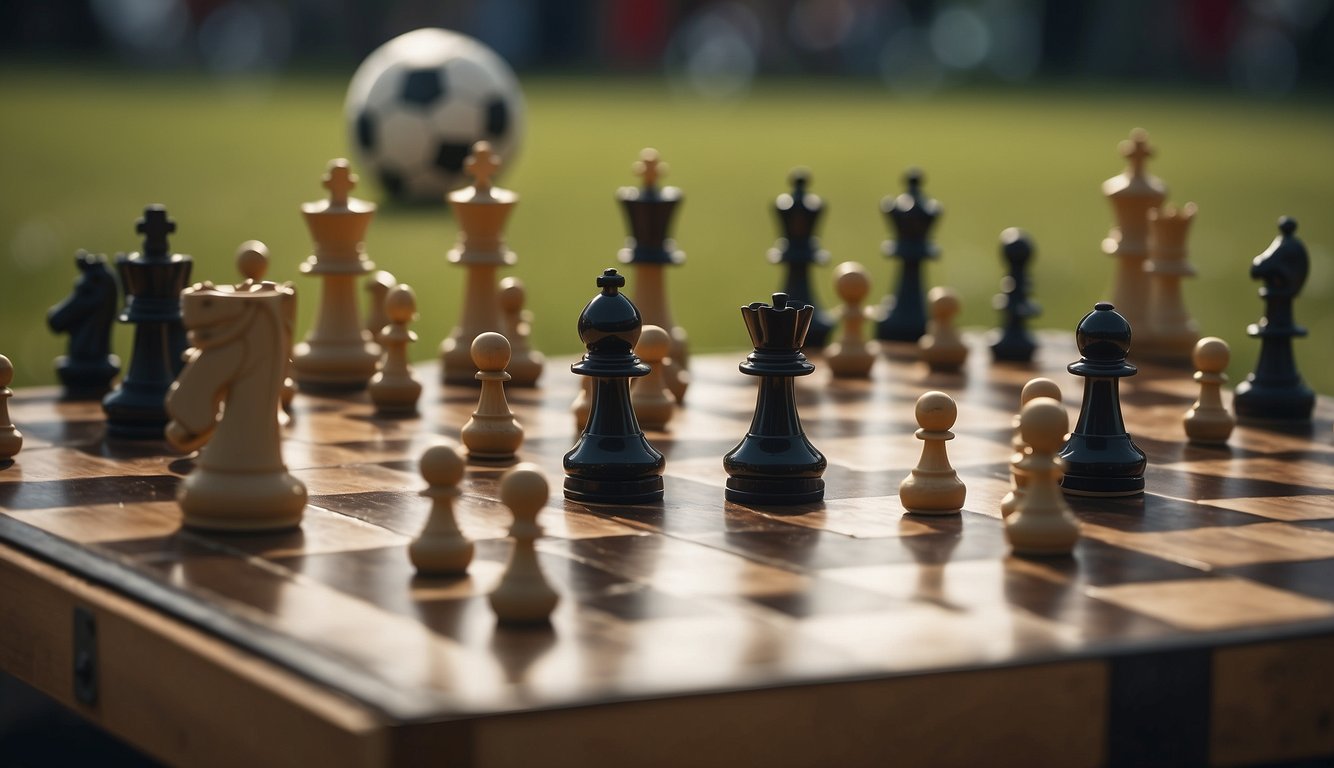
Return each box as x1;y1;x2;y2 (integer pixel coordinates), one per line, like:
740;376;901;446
825;261;877;379
497;276;544;387
292;159;381;391
1101;129;1167;331
1006;397;1080;556
369;284;422;416
918;286;968;373
572;376;593;431
461;332;523;463
1140;203;1200;362
167;283;306;531
1184;336;1235;445
0;355;22;460
235;240;297;418
409;444;474;576
490;463;559;625
1001;377;1063;518
440;142;518;386
899;391;966;514
631;325;674;431
363;270;397;339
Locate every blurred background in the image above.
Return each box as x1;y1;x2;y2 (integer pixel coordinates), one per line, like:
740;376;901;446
1;0;1332;393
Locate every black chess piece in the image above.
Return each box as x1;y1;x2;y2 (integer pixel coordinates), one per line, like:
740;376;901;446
767;169;832;349
563;269;665;504
723;292;827;506
617;156;684;267
876;168;941;343
1058;303;1146;496
990;228;1041;362
1234;217;1315;423
47;250;121;400
101;205;193;440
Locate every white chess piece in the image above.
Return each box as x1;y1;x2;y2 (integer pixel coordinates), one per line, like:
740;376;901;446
461;332;523;463
919;286;968;373
1184;337;1234;445
498;276;544;387
826;262;877;379
1001;377;1062;518
631;325;674;430
898;391;966;514
490;463;559;625
369;284;423;416
0;355;23;460
1005;397;1080;556
409;445;474;576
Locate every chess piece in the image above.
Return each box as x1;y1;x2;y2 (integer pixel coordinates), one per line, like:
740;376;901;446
1139;203;1200;363
234;240;297;415
724;292;827;506
1101;129;1167;332
619;149;689;401
292;159;381;392
102;205;193;439
989;228;1040;363
876;168;941;343
768;168;833;350
409;445;474;575
47;250;120;400
1184;337;1235;445
0;355;22;461
631;324;674;431
440;142;518;386
899;391;966;514
461;332;523;463
1000;377;1062;518
364;269;398;339
563;269;665;504
490;463;559;625
1006;397;1080;556
498;276;544;387
918;286;968;373
1234;217;1315;423
825;261;877;378
369;284;423;416
166;282;306;530
571;377;592;431
1059;303;1146;497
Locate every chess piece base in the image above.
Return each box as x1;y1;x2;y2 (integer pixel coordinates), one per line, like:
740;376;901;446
725;476;824;506
1059;472;1144;497
292;339;380;392
178;467;306;531
102;381;171;440
563;475;663;505
1234;379;1315;422
56;356;121;400
990;335;1037;363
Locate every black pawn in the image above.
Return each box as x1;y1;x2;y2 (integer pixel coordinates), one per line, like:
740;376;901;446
102;205;192;440
990;228;1041;362
767;169;832;349
47;250;121;399
723;292;827;506
1234;217;1315;423
563;268;665;504
876;168;941;343
1059;303;1146;497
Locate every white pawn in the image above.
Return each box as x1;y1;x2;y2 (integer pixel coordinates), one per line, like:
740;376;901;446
826;262;877;379
409;445;474;576
631;325;674;431
235;241;296;415
461;332;523;463
919;286;969;373
572;376;592;431
498;277;544;387
1000;377;1062;518
0;355;23;461
368;284;423;416
1006;397;1080;556
490;463;559;625
899;391;966;514
364;270;397;339
1184;337;1234;445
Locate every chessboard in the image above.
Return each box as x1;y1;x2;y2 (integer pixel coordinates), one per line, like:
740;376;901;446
2;331;1334;768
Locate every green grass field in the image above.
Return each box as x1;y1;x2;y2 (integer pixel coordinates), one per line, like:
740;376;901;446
2;66;1332;395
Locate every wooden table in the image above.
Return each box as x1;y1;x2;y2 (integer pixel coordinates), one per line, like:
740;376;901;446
3;335;1334;767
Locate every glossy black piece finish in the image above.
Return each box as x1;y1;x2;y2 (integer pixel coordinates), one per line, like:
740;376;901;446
724;293;827;506
1235;217;1315;423
564;269;665;504
767;170;832;349
46;251;121;400
1059;303;1147;497
989;228;1040;362
876;168;941;343
101;206;192;440
616;175;684;266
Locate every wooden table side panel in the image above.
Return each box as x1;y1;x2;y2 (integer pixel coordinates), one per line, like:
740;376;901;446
1211;635;1334;767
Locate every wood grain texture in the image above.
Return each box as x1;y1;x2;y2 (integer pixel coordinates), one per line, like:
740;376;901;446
3;330;1334;766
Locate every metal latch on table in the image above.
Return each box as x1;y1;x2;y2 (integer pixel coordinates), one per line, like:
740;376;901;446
73;606;97;705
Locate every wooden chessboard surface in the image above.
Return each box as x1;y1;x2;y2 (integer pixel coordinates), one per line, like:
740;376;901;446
3;331;1334;767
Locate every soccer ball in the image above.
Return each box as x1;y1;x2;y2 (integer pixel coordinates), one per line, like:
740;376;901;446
345;28;525;202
